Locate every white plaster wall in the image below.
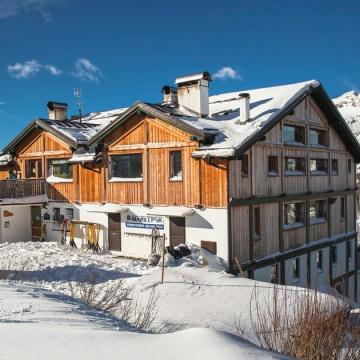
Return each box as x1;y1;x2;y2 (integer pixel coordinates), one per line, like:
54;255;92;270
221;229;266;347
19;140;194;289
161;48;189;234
310;248;330;290
45;202;228;260
285;254;307;287
254;265;272;283
0;205;32;243
332;241;347;279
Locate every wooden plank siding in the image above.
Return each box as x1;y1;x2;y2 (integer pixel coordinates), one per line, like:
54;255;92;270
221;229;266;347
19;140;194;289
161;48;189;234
229;96;358;265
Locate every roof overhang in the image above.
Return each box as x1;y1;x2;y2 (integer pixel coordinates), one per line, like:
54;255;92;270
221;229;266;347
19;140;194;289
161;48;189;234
86;204;129;214
2;118;77;154
147;207;195;217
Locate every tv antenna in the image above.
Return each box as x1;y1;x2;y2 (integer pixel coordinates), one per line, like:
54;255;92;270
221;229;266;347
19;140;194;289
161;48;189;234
73;88;83;123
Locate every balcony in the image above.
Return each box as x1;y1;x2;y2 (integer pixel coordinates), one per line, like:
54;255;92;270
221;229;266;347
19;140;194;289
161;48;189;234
0;179;46;199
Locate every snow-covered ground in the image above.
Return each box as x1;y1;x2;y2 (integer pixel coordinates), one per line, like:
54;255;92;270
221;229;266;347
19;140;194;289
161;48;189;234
0;242;297;359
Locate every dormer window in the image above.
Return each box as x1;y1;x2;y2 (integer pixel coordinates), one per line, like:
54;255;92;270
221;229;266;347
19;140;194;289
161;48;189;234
284;125;305;145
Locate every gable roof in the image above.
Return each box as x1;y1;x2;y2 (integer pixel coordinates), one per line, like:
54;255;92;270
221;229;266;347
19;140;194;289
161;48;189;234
3;80;360;163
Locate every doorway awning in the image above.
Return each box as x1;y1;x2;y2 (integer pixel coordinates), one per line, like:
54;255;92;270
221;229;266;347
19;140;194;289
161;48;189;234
86;204;129;214
147;207;195;217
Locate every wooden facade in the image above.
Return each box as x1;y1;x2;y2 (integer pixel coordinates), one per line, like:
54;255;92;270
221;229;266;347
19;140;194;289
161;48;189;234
229;96;357;275
1;113;228;208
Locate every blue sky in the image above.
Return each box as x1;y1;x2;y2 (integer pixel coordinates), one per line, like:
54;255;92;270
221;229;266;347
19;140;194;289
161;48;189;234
0;0;359;147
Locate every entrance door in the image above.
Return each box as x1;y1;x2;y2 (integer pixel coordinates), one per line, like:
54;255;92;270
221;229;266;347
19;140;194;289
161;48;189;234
108;213;121;251
31;206;42;239
169;216;185;247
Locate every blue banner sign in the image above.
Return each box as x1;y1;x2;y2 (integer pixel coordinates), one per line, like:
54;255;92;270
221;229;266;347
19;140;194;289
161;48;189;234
125;215;164;230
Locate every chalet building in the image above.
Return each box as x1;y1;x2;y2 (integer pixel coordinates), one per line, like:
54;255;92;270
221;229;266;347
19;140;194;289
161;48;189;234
0;72;359;300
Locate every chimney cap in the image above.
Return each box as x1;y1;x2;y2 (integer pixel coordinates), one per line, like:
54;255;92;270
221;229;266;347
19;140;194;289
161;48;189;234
175;71;211;85
161;85;177;94
47;101;68;110
239;93;250;99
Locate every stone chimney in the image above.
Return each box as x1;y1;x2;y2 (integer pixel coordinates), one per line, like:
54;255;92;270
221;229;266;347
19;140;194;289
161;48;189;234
47;101;68;121
175;71;211;117
236;93;250;124
161;85;178;105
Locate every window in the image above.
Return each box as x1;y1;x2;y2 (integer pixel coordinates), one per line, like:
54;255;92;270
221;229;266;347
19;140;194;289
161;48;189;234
310;128;327;146
25;159;42;178
254;206;261;241
310;159;328;175
53;207;61;222
309;199;327;224
284;157;306;176
348;159;352;174
170;151;182;180
110;154;142;180
271;263;280;284
65;208;74;220
341;197;345;221
331;245;337;264
283;202;305;229
284;125;305;145
268;156;278;176
293;258;300;281
317;250;323;271
347;241;352;260
241;154;249;177
331;159;339;176
48;159;73;180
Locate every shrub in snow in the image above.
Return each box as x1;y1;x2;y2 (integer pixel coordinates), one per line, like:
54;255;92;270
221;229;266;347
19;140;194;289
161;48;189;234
236;283;360;360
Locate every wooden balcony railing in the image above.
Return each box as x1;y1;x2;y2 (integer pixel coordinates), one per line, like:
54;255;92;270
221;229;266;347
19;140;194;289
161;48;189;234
0;179;46;199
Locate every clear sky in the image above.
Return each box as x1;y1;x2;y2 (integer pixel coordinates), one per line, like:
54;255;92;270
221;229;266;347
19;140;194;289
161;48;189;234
0;0;359;147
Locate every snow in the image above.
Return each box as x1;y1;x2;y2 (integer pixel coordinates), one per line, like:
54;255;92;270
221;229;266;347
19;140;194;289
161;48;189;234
108;177;143;182
0;242;293;359
46;175;73;183
0;153;12;165
188;80;319;157
69;147;96;163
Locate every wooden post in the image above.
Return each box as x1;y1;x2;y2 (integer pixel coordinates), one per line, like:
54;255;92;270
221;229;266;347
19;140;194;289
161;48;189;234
161;235;165;284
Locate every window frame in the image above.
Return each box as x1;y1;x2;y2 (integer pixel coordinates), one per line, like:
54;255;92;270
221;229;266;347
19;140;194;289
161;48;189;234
254;206;261;241
309;128;327;147
169;150;182;181
331;159;339;176
317;250;323;272
340;197;345;222
25;159;42;179
348;159;352;174
309;199;328;225
241;154;249;177
283;124;306;146
284;157;306;176
331;245;337;265
109;153;143;182
267;155;279;177
283;202;306;230
309;158;328;176
293;258;300;282
47;158;73;181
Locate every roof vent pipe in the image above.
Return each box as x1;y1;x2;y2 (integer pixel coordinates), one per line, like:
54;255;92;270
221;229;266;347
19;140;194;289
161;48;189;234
161;85;178;105
236;93;250;124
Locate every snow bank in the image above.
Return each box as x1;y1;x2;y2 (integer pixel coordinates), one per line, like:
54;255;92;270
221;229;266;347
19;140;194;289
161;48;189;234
0;281;291;360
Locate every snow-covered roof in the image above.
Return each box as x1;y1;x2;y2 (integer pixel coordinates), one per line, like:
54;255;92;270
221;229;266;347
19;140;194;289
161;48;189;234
0;153;12;166
183;80;319;157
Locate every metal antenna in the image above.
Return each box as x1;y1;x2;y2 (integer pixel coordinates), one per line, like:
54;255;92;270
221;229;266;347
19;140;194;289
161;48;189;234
73;88;83;123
